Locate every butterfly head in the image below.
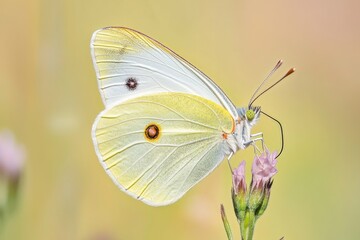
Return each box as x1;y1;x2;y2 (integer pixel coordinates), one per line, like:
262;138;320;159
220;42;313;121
237;106;261;127
231;106;261;151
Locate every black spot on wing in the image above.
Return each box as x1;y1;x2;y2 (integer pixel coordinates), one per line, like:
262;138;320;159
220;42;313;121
126;77;138;90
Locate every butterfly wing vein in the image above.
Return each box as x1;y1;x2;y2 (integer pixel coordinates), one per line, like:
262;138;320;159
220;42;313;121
92;92;234;205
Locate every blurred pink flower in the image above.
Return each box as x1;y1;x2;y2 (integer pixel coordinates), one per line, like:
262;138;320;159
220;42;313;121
0;130;25;179
90;232;113;240
251;151;277;190
232;160;246;195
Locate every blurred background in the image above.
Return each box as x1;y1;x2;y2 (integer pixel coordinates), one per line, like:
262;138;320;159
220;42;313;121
1;0;359;239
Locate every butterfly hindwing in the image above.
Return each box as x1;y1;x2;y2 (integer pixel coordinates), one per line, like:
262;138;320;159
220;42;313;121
91;27;238;119
92;92;234;206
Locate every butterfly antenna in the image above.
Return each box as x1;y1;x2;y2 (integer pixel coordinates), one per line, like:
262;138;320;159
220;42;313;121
249;67;295;107
248;60;283;107
261;110;284;158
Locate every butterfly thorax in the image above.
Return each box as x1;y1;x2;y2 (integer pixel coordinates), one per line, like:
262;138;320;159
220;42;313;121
223;106;261;154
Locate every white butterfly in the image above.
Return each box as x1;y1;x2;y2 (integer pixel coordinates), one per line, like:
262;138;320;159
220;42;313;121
90;27;292;206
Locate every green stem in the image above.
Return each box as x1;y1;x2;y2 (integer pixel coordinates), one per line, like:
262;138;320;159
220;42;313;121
246;211;256;240
239;218;246;240
239;210;251;240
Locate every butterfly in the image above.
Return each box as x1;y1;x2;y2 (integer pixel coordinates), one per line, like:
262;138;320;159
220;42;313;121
90;27;293;206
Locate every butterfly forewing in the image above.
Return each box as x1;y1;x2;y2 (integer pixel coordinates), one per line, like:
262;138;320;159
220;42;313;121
92;93;234;206
91;27;238;119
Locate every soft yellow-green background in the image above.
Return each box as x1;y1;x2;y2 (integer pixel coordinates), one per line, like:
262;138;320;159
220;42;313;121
1;0;359;239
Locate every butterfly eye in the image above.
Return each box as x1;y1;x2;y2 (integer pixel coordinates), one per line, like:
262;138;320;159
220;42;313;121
246;109;255;121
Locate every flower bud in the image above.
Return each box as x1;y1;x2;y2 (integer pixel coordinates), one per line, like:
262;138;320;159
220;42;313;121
231;161;247;222
256;180;273;218
248;179;265;211
0;130;25;181
220;204;233;240
0;130;25;215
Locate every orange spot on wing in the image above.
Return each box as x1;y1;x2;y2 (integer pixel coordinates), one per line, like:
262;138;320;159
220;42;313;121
222;133;228;139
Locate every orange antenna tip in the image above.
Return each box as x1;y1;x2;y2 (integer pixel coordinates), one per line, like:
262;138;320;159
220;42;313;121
283;68;296;78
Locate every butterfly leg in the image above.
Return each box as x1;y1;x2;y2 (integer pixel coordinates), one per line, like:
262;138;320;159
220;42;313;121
250;138;263;155
244;135;266;156
227;152;234;174
245;133;264;147
250;132;265;151
251;132;263;139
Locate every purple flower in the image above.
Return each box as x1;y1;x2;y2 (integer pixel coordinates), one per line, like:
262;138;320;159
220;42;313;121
231;161;248;225
251;151;277;191
90;233;113;240
0;130;25;180
232;160;246;195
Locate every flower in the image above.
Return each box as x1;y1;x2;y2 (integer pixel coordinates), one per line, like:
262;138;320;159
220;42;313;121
251;150;277;191
232;160;246;195
248;150;278;213
224;150;280;240
232;161;247;223
0;130;25;180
